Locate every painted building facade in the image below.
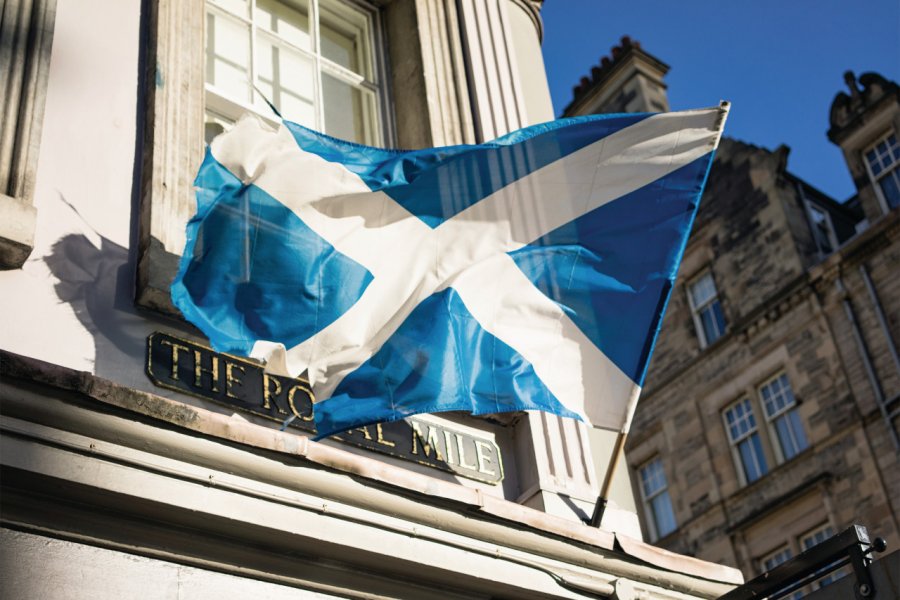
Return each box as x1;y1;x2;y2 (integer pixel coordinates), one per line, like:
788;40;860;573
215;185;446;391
0;2;742;598
564;37;900;591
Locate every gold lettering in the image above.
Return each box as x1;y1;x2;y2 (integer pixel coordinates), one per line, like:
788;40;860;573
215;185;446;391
160;340;190;380
193;350;220;392
410;422;444;461
455;433;477;470
474;440;497;476
355;426;373;440
225;362;245;399
263;374;287;414
287;384;314;421
411;422;424;454
443;430;455;464
375;423;395;447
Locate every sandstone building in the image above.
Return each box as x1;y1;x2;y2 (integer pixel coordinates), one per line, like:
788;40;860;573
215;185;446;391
564;37;900;592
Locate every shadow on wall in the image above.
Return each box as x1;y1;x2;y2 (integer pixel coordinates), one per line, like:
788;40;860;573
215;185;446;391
43;224;165;387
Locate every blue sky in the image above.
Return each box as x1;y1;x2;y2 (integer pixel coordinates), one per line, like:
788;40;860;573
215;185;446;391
541;1;900;202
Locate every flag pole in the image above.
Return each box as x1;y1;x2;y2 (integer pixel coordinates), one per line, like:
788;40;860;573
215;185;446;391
589;430;628;527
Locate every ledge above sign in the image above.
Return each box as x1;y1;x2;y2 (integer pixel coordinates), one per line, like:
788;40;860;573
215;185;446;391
146;332;503;484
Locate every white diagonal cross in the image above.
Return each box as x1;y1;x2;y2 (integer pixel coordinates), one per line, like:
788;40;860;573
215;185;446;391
211;108;726;429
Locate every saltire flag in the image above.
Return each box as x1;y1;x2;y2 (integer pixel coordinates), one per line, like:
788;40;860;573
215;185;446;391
172;104;729;438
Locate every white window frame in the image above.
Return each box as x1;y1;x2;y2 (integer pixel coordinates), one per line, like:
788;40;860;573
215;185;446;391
722;397;768;486
638;457;677;541
686;271;727;349
204;0;387;146
862;130;900;215
758;372;808;464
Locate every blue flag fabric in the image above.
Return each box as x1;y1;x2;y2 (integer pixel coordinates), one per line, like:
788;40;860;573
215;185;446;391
172;106;728;438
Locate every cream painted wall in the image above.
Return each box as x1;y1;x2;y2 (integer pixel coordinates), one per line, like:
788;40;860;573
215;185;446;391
0;0;161;392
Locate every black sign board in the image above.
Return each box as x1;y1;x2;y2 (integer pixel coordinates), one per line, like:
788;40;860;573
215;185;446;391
146;332;503;484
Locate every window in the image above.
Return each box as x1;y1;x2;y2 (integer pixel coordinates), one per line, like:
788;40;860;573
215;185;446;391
638;458;677;540
205;0;382;145
688;272;726;348
801;524;845;589
724;398;768;484
759;373;808;462
864;132;900;212
761;547;803;599
806;203;837;255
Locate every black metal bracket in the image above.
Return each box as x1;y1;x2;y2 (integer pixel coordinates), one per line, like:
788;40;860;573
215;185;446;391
719;525;887;600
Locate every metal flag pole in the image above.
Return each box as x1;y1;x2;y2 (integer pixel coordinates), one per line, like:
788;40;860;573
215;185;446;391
589;430;628;527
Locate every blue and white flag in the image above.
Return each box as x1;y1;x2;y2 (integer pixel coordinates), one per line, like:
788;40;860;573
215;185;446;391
172;105;728;438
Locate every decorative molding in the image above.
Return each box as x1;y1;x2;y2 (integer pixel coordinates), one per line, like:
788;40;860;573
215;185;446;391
414;0;475;146
508;0;543;42
457;0;528;141
515;412;599;518
0;0;57;269
135;0;205;315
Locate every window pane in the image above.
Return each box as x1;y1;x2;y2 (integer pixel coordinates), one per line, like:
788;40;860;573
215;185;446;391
640;458;676;540
761;374;794;418
640;458;665;496
205;0;382;150
725;398;756;443
809;204;834;254
206;10;251;102
651;492;677;538
739;433;768;483
323;74;374;144
256;36;316;125
880;173;900;209
700;301;725;344
255;0;311;51
763;547;792;571
320;0;371;77
690;273;716;307
775;410;808;460
210;0;249;17
788;410;808;450
775;416;798;459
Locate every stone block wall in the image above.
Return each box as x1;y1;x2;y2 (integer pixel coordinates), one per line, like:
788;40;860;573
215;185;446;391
629;140;900;579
